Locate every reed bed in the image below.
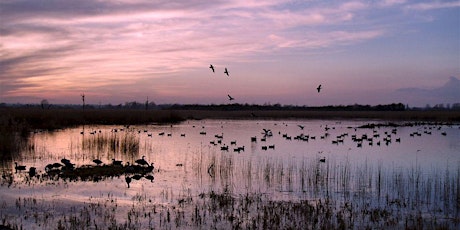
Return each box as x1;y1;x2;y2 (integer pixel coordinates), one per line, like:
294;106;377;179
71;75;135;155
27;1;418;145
2;154;458;229
82;131;140;157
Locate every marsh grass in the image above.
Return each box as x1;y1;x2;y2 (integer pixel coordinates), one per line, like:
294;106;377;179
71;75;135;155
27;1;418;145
1;112;460;229
1;107;177;162
82;131;140;157
3;157;458;229
1;159;459;229
1;136;458;229
185;150;459;229
0;114;32;159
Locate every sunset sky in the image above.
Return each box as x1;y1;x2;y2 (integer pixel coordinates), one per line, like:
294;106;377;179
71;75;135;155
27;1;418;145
1;0;459;107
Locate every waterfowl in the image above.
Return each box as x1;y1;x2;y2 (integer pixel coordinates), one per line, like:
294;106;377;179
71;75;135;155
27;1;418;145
93;159;103;166
112;159;123;166
132;174;143;180
124;162;135;173
61;158;71;165
228;94;234;101
135;156;149;166
224;68;229;76
209;64;215;72
28;167;37;177
125;176;132;188
146;163;155;172
14;162;26;173
317;84;322;93
144;175;154;182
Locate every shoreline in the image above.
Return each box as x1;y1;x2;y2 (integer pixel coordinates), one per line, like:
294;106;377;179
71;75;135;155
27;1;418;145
173;109;460;122
2;108;460;130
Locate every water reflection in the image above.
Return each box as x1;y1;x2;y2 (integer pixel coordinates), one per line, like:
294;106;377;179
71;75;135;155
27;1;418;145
1;119;459;229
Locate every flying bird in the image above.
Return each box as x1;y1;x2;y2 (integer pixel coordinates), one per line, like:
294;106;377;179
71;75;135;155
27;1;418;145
209;64;215;73
228;94;234;101
317;85;322;93
224;68;229;76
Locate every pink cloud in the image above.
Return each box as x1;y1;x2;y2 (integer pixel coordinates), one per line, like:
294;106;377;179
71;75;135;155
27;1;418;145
1;0;456;105
406;1;460;10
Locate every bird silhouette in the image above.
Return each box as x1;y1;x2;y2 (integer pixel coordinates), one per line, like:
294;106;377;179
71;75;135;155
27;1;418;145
112;159;123;166
146;163;155;172
135;156;149;166
224;68;229;76
61;158;71;165
262;129;272;136
228;94;234;101
132;174;143;180
317;85;322;93
144;175;154;182
14;162;26;173
125;176;132;188
209;64;215;73
298;125;305;130
28;167;37;177
93;159;103;166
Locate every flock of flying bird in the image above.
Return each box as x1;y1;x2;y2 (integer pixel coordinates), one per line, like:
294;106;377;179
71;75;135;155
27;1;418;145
208;64;322;101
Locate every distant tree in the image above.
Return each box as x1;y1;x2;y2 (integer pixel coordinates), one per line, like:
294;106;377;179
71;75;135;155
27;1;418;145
40;99;50;109
148;102;156;109
452;103;460;110
434;104;444;110
81;93;85;110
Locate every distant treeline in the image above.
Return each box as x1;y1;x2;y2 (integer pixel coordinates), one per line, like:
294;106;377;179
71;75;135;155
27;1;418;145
3;102;460;111
168;103;409;111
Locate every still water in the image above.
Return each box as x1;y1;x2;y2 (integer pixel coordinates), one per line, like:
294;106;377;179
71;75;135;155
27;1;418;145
1;119;459;228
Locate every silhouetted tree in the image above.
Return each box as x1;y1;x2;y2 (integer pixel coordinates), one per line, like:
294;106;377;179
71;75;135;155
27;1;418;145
40;99;50;109
81;93;85;110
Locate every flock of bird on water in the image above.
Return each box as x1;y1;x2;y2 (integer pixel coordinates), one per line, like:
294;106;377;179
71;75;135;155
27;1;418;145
208;64;322;101
13;155;155;188
11;120;451;189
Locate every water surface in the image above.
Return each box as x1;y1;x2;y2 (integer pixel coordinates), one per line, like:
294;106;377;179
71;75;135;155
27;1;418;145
1;119;459;228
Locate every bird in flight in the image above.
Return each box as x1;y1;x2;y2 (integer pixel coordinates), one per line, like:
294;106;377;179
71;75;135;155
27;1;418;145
209;64;215;73
317;84;322;93
227;94;234;101
224;68;229;76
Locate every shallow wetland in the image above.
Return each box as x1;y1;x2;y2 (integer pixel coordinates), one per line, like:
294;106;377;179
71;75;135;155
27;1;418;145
1;118;459;229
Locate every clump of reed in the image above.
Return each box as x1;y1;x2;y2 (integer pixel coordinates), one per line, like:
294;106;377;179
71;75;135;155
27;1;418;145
82;131;139;156
189;149;459;229
0;114;33;159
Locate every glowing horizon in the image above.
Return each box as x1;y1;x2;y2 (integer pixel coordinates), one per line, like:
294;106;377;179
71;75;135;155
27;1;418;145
1;0;459;107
